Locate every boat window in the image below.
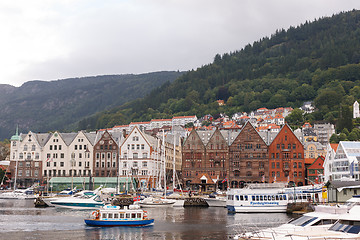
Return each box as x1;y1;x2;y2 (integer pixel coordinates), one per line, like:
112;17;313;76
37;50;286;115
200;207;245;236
272;195;275;201
329;220;360;234
131;213;136;218
120;213;124;218
126;213;130;218
276;195;279;200
252;196;255;201
114;213;119;218
303;195;307;200
256;196;259;201
283;195;287;200
288;216;318;226
235;195;240;201
289;195;293;200
240;195;244;201
260;196;263;201
244;195;248;201
137;213;141;218
313;219;337;226
279;195;283;200
102;213;107;219
264;196;267;201
108;213;113;218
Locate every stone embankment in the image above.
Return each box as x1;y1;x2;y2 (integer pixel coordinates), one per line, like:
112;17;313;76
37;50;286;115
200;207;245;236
286;202;314;214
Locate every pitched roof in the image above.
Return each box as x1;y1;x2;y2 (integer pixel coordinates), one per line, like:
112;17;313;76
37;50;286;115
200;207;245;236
330;143;339;152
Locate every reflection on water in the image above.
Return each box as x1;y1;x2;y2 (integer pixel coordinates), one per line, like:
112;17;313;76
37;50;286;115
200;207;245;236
0;199;292;240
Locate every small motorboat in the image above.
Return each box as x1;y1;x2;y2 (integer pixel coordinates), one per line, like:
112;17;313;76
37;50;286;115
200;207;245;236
50;193;104;209
139;197;176;208
84;205;154;227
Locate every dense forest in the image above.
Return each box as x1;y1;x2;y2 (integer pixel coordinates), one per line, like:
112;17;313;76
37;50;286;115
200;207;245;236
0;71;183;140
79;10;360;132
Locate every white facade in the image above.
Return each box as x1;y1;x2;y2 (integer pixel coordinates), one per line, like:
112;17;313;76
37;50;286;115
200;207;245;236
329;141;360;181
119;127;161;189
150;119;172;129
323;143;337;182
172;115;197;126
42;131;95;179
354;101;360;118
10;131;48;187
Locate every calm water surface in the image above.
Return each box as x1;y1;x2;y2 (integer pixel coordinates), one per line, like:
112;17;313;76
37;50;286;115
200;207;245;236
0;199;292;240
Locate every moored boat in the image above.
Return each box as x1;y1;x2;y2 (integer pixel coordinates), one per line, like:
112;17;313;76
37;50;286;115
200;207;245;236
50;193;104;209
84;205;154;227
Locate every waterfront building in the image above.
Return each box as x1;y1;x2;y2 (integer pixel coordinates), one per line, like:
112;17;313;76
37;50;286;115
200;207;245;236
119;126;160;189
268;124;305;186
323;143;338;182
305;156;324;185
10;130;49;188
182;128;231;191
229;122;268;188
93;130;122;177
43;131;96;180
329;141;360;181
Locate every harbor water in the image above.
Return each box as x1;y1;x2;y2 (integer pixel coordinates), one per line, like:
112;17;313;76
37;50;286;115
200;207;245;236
0;199;292;240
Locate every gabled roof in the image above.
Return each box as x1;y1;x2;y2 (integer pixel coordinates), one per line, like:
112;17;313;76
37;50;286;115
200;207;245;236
220;130;239;146
34;133;52;147
59;132;78;146
330;143;339;152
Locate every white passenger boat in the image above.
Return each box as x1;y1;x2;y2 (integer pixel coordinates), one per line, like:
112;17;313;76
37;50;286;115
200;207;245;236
227;183;324;213
227;183;289;213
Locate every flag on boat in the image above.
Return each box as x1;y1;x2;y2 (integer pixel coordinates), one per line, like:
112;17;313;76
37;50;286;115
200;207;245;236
133;196;140;202
222;178;227;183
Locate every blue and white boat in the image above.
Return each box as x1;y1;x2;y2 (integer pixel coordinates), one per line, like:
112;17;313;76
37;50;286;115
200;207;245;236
84;205;154;227
227;183;325;213
50;193;104;209
227;183;289;213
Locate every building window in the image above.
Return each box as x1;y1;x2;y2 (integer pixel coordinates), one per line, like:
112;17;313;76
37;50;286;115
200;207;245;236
294;171;297;177
293;162;297;168
246;162;252;168
143;161;147;167
271;162;275;169
133;153;138;159
277;144;280;149
60;162;64;167
123;161;127;168
143;153;148;158
133;161;138;167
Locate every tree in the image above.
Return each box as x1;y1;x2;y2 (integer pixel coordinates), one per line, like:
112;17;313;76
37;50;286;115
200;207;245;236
285;108;304;126
337;105;353;132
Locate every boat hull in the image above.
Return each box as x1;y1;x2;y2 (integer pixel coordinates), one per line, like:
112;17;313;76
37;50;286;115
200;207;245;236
227;204;288;213
51;202;104;209
84;218;154;227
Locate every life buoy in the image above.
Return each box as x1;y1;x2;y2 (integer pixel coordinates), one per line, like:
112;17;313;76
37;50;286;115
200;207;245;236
143;210;148;219
92;210;100;219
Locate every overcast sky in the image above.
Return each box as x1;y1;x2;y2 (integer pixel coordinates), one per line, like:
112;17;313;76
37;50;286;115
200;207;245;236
1;1;360;87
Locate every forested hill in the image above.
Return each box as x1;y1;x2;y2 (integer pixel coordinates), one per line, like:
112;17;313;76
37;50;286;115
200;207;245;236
0;71;183;140
79;10;360;130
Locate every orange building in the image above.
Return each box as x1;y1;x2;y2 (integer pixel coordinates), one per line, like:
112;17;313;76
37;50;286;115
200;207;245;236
268;124;305;186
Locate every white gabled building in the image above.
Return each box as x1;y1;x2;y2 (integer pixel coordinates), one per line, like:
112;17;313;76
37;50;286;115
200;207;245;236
42;131;96;180
67;131;96;178
119;126;162;190
10;130;50;188
329;141;360;181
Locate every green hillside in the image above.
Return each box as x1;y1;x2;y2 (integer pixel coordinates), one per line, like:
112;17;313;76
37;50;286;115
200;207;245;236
79;10;360;130
0;71;183;140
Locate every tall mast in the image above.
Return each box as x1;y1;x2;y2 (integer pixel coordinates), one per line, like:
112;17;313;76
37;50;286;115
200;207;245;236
163;129;166;197
173;132;176;191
